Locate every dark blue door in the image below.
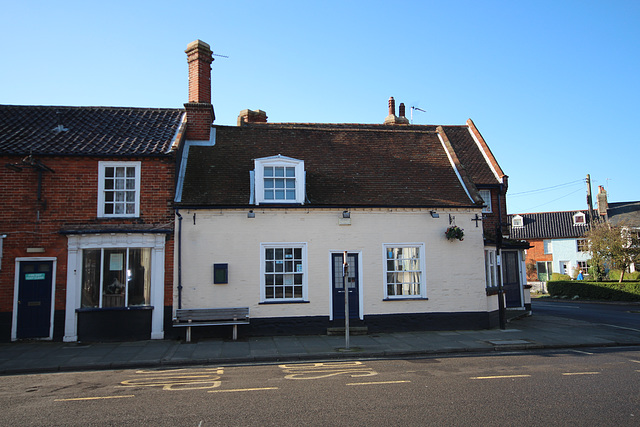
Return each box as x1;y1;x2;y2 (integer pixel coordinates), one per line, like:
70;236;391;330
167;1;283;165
17;261;53;339
332;253;359;320
502;251;522;308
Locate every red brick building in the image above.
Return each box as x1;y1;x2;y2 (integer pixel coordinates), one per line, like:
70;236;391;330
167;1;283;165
0;106;184;341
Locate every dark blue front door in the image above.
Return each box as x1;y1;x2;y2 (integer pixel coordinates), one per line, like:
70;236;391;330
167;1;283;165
17;261;53;339
332;253;359;320
502;251;522;308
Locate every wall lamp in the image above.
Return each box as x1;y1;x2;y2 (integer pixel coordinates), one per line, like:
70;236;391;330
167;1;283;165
247;210;255;218
342;210;350;219
430;211;440;218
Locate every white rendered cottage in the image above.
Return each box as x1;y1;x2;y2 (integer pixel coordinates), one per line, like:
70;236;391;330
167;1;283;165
171;40;511;338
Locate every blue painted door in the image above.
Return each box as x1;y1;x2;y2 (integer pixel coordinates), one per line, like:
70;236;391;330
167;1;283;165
17;261;53;339
332;253;359;320
502;251;522;308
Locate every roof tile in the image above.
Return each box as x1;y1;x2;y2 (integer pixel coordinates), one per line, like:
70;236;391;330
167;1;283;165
0;105;184;156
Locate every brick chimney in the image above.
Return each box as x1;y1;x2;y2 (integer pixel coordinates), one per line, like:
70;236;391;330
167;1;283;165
597;185;608;217
237;109;268;126
185;40;215;140
383;97;409;125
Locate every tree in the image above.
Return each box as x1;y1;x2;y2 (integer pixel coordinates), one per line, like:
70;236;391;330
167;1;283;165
586;222;640;282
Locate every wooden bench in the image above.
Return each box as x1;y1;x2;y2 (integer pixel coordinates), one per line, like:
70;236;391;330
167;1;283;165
173;307;250;342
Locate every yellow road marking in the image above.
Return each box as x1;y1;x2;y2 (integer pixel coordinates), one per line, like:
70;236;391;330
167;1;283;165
562;372;600;376
471;375;531;380
347;380;411;386
208;387;279;393
55;395;135;402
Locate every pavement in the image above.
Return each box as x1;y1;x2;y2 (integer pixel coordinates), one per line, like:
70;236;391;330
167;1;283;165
1;310;640;375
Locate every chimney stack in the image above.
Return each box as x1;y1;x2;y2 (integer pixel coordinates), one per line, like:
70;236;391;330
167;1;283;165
185;40;215;140
384;97;409;125
597;185;608;217
237;109;268;126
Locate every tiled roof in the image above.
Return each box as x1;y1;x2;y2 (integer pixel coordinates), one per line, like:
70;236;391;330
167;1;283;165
0;105;184;156
607;201;640;228
440;125;502;186
178;123;485;208
508;210;592;239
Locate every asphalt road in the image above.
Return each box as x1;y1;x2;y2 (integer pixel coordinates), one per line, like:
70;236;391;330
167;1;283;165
531;299;640;331
1;347;639;426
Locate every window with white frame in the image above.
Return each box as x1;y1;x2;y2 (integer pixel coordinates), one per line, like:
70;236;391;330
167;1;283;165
98;161;141;217
261;243;307;302
254;155;305;205
484;249;497;288
512;215;523;228
577;238;588;252
573;212;586;226
577;260;588;274
543;239;552;254
479;189;492;213
81;247;151;308
384;244;426;298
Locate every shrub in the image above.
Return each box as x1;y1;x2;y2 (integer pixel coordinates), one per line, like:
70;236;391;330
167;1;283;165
551;272;571;281
608;270;640;281
547;280;640;301
588;262;607;281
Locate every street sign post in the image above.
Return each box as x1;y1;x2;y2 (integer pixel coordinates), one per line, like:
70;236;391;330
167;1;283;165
343;251;350;350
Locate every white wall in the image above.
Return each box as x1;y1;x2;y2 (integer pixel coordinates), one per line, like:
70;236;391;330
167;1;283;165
174;208;492;319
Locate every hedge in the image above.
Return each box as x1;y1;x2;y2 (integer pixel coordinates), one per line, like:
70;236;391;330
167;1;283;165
547;280;640;301
607;270;640;281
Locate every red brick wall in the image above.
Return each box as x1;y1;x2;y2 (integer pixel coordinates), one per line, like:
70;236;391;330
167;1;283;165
0;155;175;313
481;187;508;239
525;239;552;263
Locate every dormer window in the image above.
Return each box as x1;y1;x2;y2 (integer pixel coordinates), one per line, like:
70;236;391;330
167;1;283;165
254;155;305;205
512;215;523;228
573;212;586;226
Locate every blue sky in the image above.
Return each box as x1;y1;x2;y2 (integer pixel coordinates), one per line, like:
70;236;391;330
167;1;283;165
2;1;638;214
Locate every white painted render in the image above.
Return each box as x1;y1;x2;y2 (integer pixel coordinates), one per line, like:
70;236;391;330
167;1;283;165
551;238;590;277
174;208;494;319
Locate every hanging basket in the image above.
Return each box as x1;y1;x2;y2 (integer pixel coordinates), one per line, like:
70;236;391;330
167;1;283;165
445;226;464;241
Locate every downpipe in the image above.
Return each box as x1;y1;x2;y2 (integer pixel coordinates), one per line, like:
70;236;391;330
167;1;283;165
175;209;183;309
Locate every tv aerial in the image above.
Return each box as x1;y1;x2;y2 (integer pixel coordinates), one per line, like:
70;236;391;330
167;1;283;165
410;106;426;123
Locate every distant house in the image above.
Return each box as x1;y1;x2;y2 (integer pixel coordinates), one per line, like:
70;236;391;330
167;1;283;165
0;105;183;342
596;186;640;273
172;40;527;338
509;210;592;281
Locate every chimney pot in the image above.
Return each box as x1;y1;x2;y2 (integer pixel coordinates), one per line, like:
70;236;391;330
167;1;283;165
388;97;396;116
399;103;406;118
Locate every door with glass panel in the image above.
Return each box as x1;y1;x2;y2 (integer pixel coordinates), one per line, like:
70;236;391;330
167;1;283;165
331;253;359;320
16;260;54;339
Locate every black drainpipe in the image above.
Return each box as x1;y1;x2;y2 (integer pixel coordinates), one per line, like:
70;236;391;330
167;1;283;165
175;209;183;309
496;185;506;329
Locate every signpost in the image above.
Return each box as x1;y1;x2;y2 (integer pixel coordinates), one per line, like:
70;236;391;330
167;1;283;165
343;251;350;350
